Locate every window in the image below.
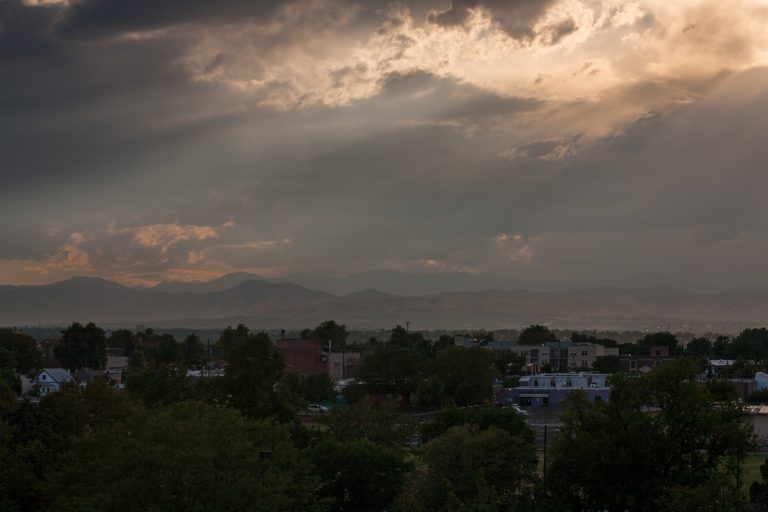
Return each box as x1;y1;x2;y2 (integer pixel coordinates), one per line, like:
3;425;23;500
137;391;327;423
581;350;588;356
582;360;588;367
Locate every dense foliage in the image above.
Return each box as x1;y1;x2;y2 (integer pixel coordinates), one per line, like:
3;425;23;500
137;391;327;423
1;322;768;511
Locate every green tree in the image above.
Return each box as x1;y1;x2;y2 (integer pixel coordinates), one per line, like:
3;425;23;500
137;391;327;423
106;329;136;355
638;331;680;355
416;425;537;510
518;324;556;345
420;403;534;444
0;408;56;512
181;333;206;367
712;335;731;358
37;378;137;439
124;366;194;408
311;439;410;512
47;404;321;512
54;322;107;370
545;359;753;512
429;346;495;405
215;324;251;359
0;369;21;394
0;379;15;414
685;336;711;357
215;331;294;421
303;320;349;351
731;328;768;361
433;334;455;353
357;344;424;395
320;402;416;449
750;458;768;507
492;350;527;376
0;329;42;373
304;373;335;403
416;375;445;408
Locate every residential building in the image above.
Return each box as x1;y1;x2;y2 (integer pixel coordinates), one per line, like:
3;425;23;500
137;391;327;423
756;372;768;391
32;368;72;397
106;354;129;385
497;372;611;407
623;346;677;373
502;341;616;373
568;343;619;370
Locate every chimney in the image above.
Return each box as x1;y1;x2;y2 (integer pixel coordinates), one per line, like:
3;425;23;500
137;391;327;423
280;329;286;340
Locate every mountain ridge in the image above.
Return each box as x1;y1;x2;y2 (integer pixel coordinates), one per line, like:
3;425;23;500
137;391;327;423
1;274;768;332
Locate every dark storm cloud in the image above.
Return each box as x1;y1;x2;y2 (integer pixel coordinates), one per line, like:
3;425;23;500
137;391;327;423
0;0;65;58
2;0;768;288
428;0;558;42
58;0;286;35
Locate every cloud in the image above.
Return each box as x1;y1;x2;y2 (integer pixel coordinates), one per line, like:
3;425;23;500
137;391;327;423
2;0;768;291
499;135;582;161
428;0;557;42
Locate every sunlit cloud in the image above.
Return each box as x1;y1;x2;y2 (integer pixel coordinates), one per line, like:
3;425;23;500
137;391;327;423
2;0;768;290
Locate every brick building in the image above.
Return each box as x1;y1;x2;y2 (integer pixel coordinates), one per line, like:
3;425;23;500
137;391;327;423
275;338;328;376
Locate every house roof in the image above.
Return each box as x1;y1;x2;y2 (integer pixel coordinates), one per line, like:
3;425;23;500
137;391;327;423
39;368;72;383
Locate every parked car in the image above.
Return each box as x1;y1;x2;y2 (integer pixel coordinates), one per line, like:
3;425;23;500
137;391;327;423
510;403;528;417
307;403;330;415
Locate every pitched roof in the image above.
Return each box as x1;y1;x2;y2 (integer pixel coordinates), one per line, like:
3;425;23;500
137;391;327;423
39;368;73;383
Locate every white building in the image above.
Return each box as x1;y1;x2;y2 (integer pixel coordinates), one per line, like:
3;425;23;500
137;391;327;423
32;368;73;397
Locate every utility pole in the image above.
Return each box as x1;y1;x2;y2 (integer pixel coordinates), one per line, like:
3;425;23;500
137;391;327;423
543;424;548;479
406;321;410;334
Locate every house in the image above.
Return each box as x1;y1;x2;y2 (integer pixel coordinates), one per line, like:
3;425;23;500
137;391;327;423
106;353;129;386
756;372;768;391
497;372;611;407
32;368;73;397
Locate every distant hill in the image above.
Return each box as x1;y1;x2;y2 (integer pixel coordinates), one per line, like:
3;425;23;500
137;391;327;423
276;269;528;296
152;272;264;294
2;276;768;332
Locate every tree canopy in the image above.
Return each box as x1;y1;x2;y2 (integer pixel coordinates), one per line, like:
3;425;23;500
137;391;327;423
544;359;753;511
518;324;556;345
54;323;106;370
47;403;321;512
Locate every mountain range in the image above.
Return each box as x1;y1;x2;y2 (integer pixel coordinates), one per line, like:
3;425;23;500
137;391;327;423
2;273;768;332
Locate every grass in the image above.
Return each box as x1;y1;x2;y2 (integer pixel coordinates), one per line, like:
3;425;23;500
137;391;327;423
742;454;765;493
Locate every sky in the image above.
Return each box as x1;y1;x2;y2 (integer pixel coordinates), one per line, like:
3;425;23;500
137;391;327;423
2;0;768;289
